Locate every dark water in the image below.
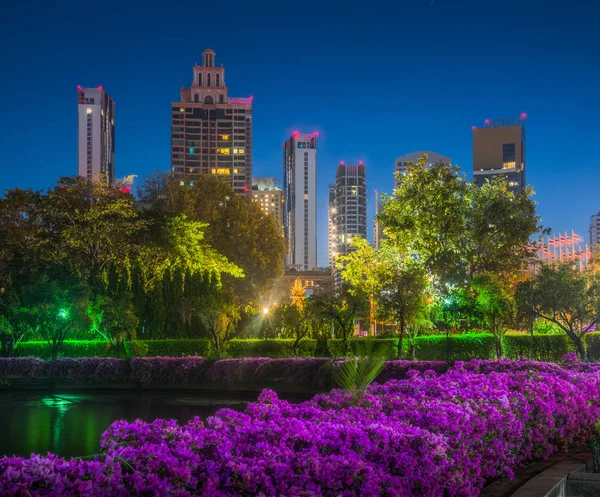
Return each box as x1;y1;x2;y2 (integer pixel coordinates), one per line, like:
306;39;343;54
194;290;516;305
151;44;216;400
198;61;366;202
0;390;305;458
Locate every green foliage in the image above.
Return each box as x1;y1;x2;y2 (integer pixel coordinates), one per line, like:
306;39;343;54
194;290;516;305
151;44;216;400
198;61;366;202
585;333;600;362
334;342;386;400
16;340;111;359
225;339;317;358
413;333;497;361
124;339;212;357
503;333;574;362
327;339;402;360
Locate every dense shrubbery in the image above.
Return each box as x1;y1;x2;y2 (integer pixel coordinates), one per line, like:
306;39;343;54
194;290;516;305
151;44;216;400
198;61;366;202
502;333;574;362
225;338;317;358
327;338;401;360
1;361;599;496
124;339;212;358
412;333;497;361
130;357;206;385
15;340;112;359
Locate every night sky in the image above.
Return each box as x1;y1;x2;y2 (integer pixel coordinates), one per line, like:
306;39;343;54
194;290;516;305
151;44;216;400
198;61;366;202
1;0;599;266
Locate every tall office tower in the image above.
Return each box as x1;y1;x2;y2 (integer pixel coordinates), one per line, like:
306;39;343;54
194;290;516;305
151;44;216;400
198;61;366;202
171;48;253;195
328;184;337;268
473;114;527;194
373;191;384;250
252;178;284;231
333;162;367;257
77;86;115;183
393;151;451;189
590;212;600;249
283;131;318;270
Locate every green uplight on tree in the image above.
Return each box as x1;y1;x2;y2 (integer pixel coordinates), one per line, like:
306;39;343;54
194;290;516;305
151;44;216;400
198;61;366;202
57;308;69;319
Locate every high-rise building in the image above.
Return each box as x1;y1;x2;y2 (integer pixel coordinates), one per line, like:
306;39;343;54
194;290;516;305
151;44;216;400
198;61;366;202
283;131;318;270
333;161;367;257
590;212;600;249
373;191;384;250
473;114;526;194
328;184;337;268
171;48;252;195
393;151;451;189
252;178;284;231
77;86;115;183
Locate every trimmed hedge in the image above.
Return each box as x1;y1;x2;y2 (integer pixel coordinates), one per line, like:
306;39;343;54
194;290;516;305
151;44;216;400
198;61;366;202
224;339;317;358
124;339;212;358
413;333;497;361
503;333;574;362
15;340;112;359
327;338;402;360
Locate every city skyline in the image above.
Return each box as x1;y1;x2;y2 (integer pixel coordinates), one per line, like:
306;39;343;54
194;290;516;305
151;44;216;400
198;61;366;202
1;0;599;267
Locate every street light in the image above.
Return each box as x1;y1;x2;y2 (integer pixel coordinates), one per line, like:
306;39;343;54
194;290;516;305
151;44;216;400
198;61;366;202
262;307;269;315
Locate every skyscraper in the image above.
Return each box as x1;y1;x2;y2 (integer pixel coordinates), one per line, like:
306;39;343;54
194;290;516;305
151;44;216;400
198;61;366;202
473;114;527;194
283;131;318;270
328;184;337;268
333;161;367;257
171;48;252;195
252;178;284;231
590;212;600;249
393;151;451;189
373;191;384;250
77;86;115;183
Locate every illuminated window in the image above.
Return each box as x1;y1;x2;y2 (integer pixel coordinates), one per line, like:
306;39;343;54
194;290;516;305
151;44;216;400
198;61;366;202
503;162;516;169
218;148;230;155
216;168;230;175
86;108;93;114
179;108;184;112
254;194;258;198
221;134;230;140
238;148;244;154
211;169;216;174
233;169;238;174
189;148;195;154
304;194;309;200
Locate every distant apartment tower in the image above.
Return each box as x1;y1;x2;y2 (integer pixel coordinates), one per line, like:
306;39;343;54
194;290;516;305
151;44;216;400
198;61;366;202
394;151;451;189
328;184;337;268
77;86;115;183
473;115;526;194
252;178;283;231
591;212;600;249
171;48;252;195
333;162;367;257
283;131;318;270
373;191;384;250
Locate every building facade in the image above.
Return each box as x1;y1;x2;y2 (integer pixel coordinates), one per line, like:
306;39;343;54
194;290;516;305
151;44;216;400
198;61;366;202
373;191;384;250
473;115;526;193
283;131;318;270
333;162;367;256
252;177;283;231
171;48;252;195
393;151;451;189
328;183;337;268
77;86;115;183
591;212;600;249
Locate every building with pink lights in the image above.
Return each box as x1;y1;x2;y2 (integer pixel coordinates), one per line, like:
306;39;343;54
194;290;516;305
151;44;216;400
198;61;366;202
283;132;318;270
171;48;252;195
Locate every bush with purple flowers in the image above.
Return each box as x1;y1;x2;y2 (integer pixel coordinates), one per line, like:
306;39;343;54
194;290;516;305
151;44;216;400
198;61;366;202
1;361;600;496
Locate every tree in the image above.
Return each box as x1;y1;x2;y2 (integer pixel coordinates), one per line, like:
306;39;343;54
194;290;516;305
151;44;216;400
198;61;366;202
307;290;366;356
89;294;139;355
516;264;599;360
273;303;311;357
139;172;285;307
471;274;516;358
198;290;241;354
376;256;430;359
378;157;541;287
20;275;90;360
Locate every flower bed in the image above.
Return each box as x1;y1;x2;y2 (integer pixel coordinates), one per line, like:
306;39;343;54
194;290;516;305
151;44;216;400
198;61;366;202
1;361;599;496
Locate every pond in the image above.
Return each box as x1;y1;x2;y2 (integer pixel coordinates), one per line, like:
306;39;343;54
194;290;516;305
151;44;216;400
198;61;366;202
0;390;306;458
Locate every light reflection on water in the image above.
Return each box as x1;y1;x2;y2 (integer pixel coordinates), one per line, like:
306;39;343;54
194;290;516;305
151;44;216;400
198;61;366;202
0;390;261;458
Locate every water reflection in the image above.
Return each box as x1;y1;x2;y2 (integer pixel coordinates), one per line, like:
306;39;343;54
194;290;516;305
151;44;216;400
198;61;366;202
0;390;273;458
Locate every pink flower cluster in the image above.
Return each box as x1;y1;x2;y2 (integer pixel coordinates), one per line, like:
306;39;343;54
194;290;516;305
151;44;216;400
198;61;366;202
1;360;599;496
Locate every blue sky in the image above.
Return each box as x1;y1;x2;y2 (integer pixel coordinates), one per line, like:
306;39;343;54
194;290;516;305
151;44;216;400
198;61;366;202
1;0;599;266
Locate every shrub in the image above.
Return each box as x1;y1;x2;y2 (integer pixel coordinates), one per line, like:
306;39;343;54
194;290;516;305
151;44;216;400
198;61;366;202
130;357;206;385
0;357;48;378
413;333;496;361
327;338;401;360
15;340;112;359
225;339;317;358
124;339;212;358
503;333;574;362
585;332;600;362
46;358;131;384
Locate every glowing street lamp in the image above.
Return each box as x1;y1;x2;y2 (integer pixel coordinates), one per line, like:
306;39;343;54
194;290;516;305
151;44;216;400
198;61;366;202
262;307;269;315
